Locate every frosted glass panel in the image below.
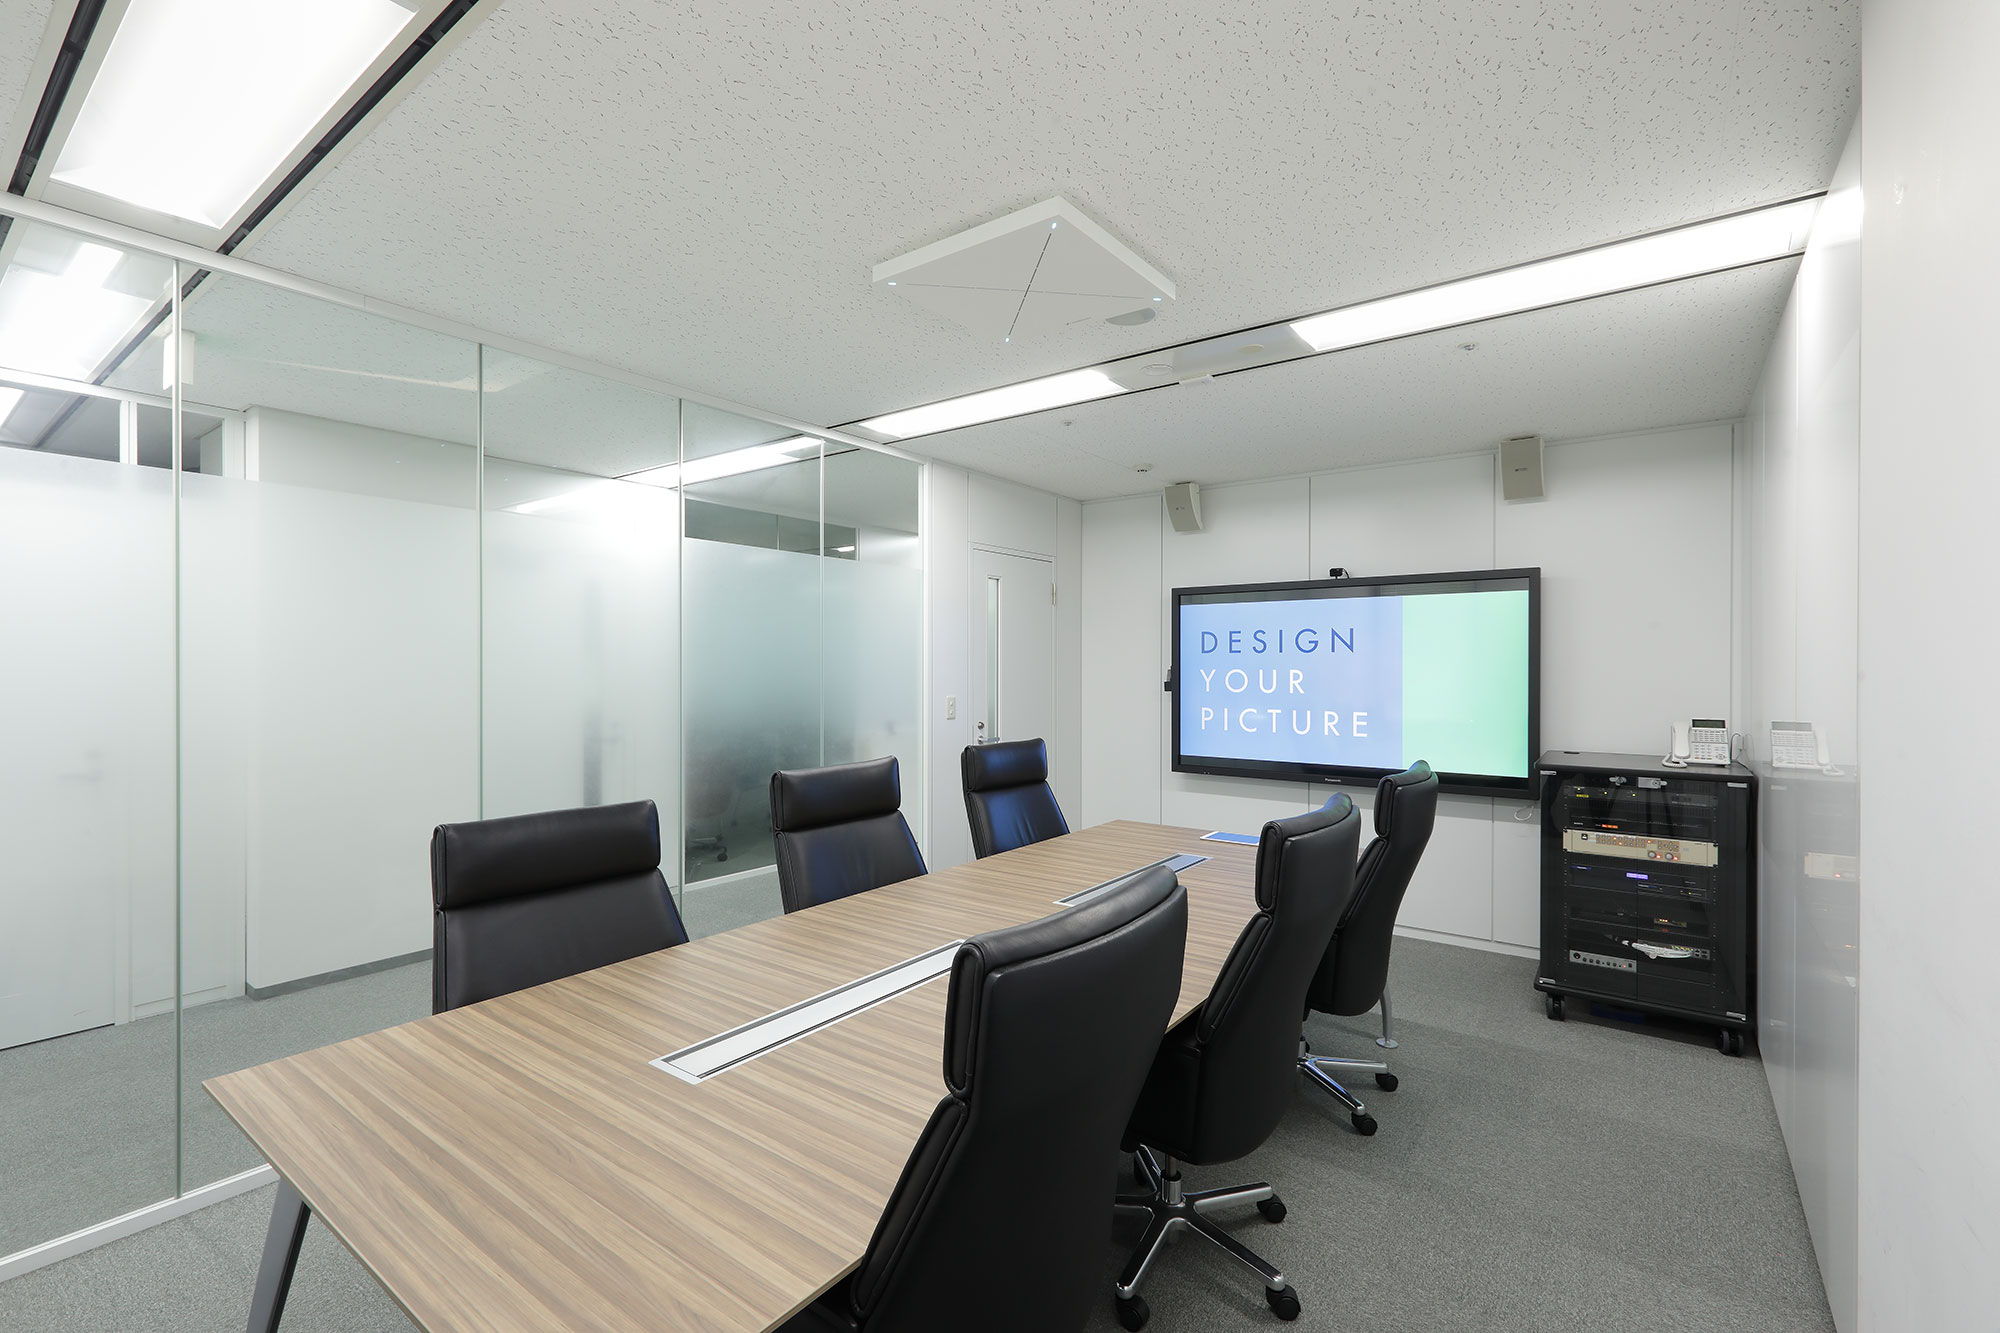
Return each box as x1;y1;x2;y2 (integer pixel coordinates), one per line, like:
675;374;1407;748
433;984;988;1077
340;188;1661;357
0;447;176;1253
176;271;479;1191
480;353;683;892
681;535;822;928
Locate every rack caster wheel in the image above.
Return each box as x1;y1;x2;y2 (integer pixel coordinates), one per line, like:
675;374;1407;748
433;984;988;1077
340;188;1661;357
1544;994;1566;1021
1266;1287;1301;1321
1115;1294;1149;1330
1375;1071;1399;1091
1717;1027;1745;1057
1351;1111;1378;1136
1257;1196;1287;1223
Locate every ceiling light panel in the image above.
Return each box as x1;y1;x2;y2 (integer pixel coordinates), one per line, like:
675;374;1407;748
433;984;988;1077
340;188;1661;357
622;436;822;489
858;369;1122;439
49;0;421;229
1290;198;1818;353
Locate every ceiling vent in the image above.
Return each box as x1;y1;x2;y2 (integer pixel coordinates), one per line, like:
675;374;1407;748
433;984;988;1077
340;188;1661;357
873;197;1174;342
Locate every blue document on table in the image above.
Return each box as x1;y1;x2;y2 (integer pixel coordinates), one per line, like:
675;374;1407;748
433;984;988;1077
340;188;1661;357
1201;831;1261;846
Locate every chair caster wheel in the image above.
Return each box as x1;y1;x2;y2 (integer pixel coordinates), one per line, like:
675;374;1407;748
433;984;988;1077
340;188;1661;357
1375;1071;1399;1091
1266;1287;1301;1321
1257;1196;1287;1223
1544;994;1565;1021
716;852;728;862
1116;1294;1150;1330
1352;1111;1378;1136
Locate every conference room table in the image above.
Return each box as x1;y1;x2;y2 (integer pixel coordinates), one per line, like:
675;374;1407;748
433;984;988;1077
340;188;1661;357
206;820;1265;1333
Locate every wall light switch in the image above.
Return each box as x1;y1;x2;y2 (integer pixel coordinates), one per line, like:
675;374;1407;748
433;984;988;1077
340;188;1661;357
945;695;958;720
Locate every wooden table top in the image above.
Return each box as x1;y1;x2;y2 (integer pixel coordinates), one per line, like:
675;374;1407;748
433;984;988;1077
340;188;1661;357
206;820;1260;1333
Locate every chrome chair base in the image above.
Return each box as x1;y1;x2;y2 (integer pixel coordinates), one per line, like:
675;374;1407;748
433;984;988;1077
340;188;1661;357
1299;991;1400;1134
1111;1147;1298;1328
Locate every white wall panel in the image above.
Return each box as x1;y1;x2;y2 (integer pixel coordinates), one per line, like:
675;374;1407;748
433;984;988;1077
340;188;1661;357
922;465;974;869
1309;452;1495;577
1054;497;1084;815
1496;426;1735;755
1490;797;1542;948
968;472;1058;557
1742;122;1859;1331
1383;793;1493;940
1079;493;1164;827
1856;5;2000;1324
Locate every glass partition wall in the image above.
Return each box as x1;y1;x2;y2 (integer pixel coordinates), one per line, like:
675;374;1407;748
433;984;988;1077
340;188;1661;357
0;217;923;1258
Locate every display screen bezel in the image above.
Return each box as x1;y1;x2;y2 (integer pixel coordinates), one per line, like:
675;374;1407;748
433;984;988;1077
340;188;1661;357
1170;567;1541;797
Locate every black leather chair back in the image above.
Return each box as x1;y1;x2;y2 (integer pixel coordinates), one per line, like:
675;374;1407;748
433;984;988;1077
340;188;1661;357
429;799;688;1013
771;757;927;914
1130;795;1360;1166
960;738;1070;858
1307;761;1440;1017
841;867;1187;1332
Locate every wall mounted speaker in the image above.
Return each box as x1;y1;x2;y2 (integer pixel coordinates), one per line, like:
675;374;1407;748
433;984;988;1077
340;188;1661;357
1165;481;1203;532
1500;434;1545;501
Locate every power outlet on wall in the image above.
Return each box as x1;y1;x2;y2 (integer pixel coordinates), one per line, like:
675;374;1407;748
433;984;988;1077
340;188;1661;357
945;695;957;720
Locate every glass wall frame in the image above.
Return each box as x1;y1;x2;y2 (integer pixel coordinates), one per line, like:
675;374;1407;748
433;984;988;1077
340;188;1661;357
0;210;925;1261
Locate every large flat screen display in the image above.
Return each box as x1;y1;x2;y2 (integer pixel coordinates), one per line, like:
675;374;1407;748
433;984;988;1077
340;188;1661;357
1173;569;1539;796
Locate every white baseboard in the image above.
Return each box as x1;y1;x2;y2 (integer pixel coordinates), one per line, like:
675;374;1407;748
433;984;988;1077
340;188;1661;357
0;1165;275;1284
1393;925;1537;960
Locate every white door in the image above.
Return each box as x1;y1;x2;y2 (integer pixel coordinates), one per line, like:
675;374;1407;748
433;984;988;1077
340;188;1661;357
969;549;1056;753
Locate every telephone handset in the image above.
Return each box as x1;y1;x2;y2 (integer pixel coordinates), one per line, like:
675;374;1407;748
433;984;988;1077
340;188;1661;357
1664;718;1731;768
1771;721;1842;775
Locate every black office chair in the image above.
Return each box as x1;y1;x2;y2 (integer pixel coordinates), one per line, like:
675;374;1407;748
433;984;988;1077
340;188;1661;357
961;737;1070;858
1298;761;1440;1134
429;799;689;1013
778;865;1189;1333
1113;795;1362;1330
771;756;927;914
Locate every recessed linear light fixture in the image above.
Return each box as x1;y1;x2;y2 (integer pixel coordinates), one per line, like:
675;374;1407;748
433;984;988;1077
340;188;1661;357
1290;197;1820;353
49;0;420;228
623;436;822;489
858;369;1122;440
846;196;1820;442
512;437;823;515
0;386;24;430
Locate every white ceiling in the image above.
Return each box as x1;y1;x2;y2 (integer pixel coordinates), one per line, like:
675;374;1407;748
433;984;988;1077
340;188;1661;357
913;257;1799;498
11;0;1857;495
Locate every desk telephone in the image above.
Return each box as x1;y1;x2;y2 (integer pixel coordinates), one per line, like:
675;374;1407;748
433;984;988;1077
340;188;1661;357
1665;719;1731;767
1771;721;1842;774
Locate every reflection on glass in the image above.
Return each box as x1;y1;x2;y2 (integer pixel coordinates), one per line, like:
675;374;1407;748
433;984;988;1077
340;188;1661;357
0;225;177;1253
680;406;822;935
176;270;479;1191
480;353;683;890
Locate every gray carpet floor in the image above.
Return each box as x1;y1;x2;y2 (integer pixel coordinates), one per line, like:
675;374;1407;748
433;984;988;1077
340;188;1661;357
0;938;1834;1332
